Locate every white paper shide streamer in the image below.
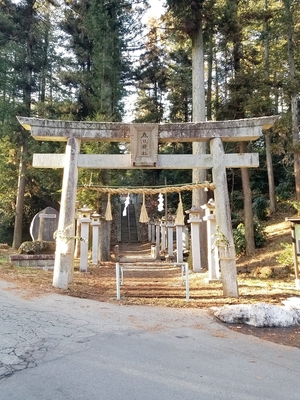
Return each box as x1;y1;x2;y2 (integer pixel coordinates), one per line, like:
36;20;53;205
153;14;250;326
123;194;130;216
157;193;164;212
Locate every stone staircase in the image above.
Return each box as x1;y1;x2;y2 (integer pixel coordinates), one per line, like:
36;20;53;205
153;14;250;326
121;203;138;242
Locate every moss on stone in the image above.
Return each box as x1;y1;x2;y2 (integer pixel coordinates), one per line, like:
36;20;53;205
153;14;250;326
18;241;56;254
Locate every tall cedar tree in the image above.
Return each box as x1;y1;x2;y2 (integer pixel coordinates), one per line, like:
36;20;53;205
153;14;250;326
60;0;148;121
134;21;168;123
164;0;213;269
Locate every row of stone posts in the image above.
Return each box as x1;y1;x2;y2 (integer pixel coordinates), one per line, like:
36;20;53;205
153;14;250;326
148;216;189;263
148;199;221;282
76;200;221;282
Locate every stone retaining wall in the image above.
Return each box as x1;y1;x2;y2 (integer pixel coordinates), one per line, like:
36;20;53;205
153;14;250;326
10;254;55;269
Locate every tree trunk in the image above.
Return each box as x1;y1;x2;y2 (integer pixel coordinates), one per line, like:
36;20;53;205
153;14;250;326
240;142;255;255
99;220;111;261
206;33;213;121
265;132;276;214
99;195;111;261
264;0;276;214
292;99;300;203
12;1;35;249
285;0;300;202
191;20;208;270
12;138;28;249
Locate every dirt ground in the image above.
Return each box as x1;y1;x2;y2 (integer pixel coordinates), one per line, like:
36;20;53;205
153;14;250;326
0;214;300;349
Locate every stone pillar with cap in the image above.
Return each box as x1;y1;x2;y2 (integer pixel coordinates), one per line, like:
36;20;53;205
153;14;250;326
201;199;220;282
166;215;174;260
78;206;92;272
91;212;101;264
186;206;202;272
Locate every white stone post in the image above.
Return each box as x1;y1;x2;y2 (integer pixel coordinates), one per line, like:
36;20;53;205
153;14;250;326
186;206;202;272
78;206;92;272
201;199;220;282
155;221;160;260
148;222;152;242
53;137;80;289
210;138;239;297
91;212;101;264
175;224;184;263
182;226;190;251
151;222;156;244
167;217;174;259
160;218;167;252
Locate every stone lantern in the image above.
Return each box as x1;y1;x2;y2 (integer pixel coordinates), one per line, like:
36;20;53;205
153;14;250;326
186;206;202;272
201;199;220;282
78;205;92;272
91;212;101;264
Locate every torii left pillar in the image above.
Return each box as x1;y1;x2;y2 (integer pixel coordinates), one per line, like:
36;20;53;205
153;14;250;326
211;138;239;297
53;137;80;289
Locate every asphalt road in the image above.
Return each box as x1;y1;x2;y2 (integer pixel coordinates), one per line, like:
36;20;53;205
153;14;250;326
0;280;299;400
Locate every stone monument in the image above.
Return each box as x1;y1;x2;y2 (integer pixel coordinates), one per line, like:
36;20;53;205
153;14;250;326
30;207;59;242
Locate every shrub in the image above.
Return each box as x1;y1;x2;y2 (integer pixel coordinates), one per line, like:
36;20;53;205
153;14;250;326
276;243;294;269
275;181;293;201
252;197;268;221
254;221;266;248
233;223;246;255
233;221;266;255
288;200;300;214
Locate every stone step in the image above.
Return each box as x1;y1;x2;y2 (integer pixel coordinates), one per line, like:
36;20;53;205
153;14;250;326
121;204;138;242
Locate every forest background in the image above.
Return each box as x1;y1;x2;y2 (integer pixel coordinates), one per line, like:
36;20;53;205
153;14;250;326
0;0;299;256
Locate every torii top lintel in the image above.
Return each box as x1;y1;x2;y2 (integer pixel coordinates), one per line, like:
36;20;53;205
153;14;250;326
16;116;278;143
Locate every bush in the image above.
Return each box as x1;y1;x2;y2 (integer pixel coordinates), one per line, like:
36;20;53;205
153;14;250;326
0;226;13;246
254;221;266;248
275;181;293;201
252;197;268;221
276;243;294;269
233;223;246;255
233;221;266;255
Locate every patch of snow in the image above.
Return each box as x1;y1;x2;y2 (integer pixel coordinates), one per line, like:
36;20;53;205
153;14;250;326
213;299;300;327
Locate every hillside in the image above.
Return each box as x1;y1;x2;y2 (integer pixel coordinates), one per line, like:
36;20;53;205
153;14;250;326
236;210;292;276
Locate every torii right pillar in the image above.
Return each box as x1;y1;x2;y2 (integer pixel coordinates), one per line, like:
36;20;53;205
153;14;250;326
210;138;239;297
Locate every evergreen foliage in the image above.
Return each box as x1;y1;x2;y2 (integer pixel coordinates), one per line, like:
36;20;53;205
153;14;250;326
276;242;294;270
0;0;299;247
233;221;266;256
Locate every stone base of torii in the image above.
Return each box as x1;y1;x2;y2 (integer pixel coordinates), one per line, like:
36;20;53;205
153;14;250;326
17;116;277;298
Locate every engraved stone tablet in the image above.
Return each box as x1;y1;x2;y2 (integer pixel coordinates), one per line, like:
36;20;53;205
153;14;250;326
130;124;158;167
30;207;59;241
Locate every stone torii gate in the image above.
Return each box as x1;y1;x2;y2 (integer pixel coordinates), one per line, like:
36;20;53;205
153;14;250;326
17;116;277;297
